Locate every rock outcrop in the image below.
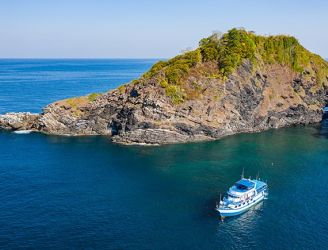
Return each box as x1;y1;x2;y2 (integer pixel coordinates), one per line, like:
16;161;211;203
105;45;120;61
0;112;39;131
1;29;328;145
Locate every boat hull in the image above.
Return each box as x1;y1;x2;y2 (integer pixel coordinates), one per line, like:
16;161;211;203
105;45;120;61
217;193;265;217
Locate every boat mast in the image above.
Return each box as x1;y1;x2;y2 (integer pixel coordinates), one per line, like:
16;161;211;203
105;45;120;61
241;168;244;179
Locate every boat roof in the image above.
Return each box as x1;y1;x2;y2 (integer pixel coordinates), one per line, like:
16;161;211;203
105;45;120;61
235;179;255;189
228;178;267;195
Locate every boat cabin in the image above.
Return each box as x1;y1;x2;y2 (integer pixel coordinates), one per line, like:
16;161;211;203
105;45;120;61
226;179;257;202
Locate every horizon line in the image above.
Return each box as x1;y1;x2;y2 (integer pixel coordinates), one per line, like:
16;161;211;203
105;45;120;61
0;57;326;62
0;57;165;60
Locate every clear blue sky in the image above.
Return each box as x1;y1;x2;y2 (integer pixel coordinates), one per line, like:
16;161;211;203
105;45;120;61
1;0;327;58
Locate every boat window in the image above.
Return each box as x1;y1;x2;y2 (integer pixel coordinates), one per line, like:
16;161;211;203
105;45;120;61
236;184;248;190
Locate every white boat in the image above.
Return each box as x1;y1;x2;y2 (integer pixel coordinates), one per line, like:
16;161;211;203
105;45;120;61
216;176;268;219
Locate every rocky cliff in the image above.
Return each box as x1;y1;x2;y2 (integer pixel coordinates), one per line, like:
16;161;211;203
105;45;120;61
1;29;328;145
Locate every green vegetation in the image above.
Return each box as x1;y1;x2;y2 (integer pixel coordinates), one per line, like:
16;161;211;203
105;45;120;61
160;79;169;88
199;29;256;76
198;28;311;76
199;35;220;62
165;85;184;104
118;84;127;93
87;93;100;102
131;79;140;85
141;28;328;104
143;50;202;84
142;50;203;103
309;54;328;86
142;60;168;79
61;96;89;117
163;49;202;85
217;29;256;76
65;98;80;109
60;93;102;116
253;34;310;72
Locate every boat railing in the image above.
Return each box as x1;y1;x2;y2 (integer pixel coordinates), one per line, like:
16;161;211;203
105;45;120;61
256;186;267;193
222;195;257;206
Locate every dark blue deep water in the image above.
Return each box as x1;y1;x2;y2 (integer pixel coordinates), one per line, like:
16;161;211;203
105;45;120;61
1;59;328;249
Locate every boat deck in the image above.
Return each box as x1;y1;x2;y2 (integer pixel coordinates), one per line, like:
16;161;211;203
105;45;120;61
253;180;267;192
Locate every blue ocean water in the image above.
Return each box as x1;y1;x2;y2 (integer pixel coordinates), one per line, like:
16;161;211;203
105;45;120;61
0;59;157;113
1;59;328;249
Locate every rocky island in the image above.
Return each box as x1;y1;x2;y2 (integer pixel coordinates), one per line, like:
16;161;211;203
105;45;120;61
1;29;328;145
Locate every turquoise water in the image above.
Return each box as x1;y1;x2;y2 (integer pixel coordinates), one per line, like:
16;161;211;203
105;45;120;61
1;60;328;249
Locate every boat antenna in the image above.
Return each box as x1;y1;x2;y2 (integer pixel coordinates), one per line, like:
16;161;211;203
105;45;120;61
219;193;222;201
256;171;260;180
241;168;244;179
